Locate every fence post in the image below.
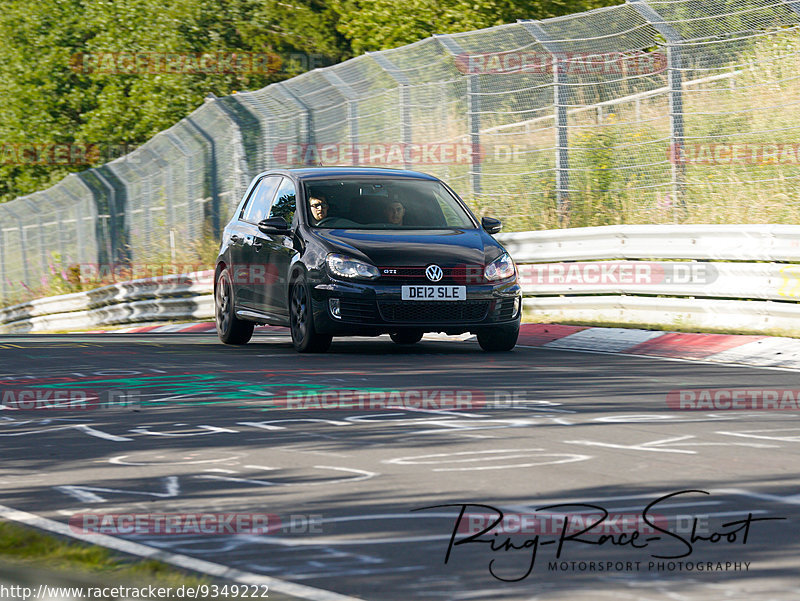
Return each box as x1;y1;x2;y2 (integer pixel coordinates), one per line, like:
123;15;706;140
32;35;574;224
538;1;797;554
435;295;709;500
99;163;131;266
628;0;686;215
519;20;570;226
233;92;276;168
206;93;252;203
435;34;482;196
320;70;360;164
91;169;118;266
368;52;413;170
70;174;102;267
275;83;315;165
184;116;220;238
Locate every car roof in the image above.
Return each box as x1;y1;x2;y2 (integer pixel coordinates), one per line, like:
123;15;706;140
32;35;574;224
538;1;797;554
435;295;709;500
253;167;441;182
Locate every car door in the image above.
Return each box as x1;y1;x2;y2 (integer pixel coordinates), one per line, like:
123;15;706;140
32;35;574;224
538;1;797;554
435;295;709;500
237;175;282;309
252;176;298;316
227;184;259;309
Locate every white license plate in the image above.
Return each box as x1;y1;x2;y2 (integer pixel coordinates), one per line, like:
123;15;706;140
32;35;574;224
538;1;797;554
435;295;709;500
401;285;466;301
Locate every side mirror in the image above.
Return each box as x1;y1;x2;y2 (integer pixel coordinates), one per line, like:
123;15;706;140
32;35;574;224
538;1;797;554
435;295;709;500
258;216;290;235
481;216;502;235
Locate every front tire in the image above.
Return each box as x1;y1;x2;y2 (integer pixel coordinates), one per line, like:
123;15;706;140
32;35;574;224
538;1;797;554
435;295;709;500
216;268;254;345
290;275;332;353
477;323;519;352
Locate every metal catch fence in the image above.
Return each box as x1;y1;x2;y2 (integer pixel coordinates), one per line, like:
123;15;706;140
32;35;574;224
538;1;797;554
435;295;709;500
2;0;800;303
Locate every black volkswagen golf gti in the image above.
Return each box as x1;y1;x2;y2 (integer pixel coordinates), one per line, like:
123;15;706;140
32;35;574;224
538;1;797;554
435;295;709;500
214;167;521;353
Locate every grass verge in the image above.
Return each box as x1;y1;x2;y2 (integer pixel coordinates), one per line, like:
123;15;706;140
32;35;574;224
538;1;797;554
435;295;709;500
0;520;211;587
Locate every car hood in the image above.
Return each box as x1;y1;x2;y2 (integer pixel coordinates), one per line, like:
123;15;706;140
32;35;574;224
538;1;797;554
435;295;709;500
313;228;504;267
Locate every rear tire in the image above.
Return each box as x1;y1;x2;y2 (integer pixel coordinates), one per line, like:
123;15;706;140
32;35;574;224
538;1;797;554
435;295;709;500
290;275;332;353
390;331;423;345
477;323;519;352
216;268;254;345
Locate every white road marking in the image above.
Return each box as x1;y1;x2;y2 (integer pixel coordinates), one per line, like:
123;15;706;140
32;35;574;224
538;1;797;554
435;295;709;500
0;424;131;441
55;476;181;503
129;425;238;437
239;419;352;430
715;488;800;506
717;428;800;442
74;424;132;441
592;413;737;423
564;435;699;454
109;453;241;466
385;448;592;471
197;465;377;487
564;434;775;455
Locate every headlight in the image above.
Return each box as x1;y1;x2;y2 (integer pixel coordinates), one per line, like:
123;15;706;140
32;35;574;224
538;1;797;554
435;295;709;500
484;253;516;282
326;253;380;280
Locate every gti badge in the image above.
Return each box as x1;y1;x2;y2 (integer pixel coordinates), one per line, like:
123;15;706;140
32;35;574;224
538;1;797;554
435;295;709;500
425;264;443;282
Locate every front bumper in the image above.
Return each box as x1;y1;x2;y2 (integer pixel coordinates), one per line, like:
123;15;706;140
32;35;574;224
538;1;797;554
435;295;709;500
310;278;521;336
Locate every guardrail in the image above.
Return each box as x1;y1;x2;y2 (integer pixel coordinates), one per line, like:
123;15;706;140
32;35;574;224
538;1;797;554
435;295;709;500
503;224;800;336
499;224;800;263
0;271;213;333
3;224;800;337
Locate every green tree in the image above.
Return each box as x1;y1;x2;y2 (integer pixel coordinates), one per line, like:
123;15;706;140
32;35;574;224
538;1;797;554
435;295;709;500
0;0;620;202
331;0;619;54
0;0;350;202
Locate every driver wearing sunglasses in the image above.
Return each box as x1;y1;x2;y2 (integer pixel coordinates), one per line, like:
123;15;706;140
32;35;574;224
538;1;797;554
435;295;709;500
309;194;329;224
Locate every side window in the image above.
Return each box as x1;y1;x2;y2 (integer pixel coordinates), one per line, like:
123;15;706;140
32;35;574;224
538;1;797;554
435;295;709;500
241;176;281;224
269;177;297;224
239;179;263;221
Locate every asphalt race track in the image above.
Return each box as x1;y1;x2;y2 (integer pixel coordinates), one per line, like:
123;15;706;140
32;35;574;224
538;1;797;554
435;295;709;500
1;330;799;600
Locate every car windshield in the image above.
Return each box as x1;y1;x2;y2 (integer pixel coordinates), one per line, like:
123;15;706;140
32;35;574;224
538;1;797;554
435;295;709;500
303;178;476;229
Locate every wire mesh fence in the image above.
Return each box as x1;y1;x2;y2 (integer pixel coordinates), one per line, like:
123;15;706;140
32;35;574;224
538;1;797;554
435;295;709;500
3;0;800;303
